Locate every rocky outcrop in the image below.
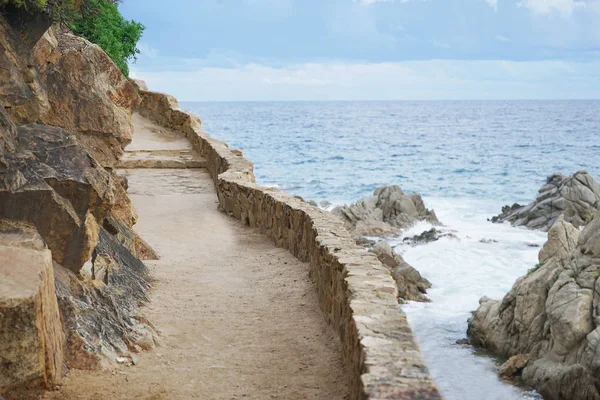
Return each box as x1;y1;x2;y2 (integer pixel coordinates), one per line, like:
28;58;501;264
0;15;139;167
0;15;155;386
370;241;431;302
491;171;600;231
332;185;439;236
403;227;458;245
33;29;139;166
0;221;63;393
56;228;155;370
468;213;600;400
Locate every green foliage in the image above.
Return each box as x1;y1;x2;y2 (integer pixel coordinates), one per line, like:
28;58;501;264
554;268;563;281
69;0;144;76
0;0;144;77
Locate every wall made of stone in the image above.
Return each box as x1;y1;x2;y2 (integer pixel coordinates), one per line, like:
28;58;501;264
137;87;442;400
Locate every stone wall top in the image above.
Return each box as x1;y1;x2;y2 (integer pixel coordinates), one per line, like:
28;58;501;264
135;83;442;400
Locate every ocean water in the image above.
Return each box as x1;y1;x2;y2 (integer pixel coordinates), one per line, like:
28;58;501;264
183;100;600;399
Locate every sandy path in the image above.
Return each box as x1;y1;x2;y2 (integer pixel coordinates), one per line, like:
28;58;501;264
44;117;349;399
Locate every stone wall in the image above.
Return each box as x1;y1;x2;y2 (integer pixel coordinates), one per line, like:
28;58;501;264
136;85;442;400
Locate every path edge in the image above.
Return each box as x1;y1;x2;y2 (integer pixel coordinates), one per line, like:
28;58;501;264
134;85;443;400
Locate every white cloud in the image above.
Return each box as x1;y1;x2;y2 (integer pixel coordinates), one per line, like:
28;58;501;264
355;0;425;5
131;59;600;101
495;34;511;41
517;0;587;15
487;0;499;10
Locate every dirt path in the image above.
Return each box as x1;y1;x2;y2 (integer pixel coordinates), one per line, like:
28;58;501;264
46;115;349;400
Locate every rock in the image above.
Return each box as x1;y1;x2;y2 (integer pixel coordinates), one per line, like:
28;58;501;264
455;338;470;345
0;107;17;153
332;185;439;236
56;228;155;370
0;227;63;392
320;200;332;209
491;171;600;231
0;124;115;273
0;15;50;124
33;28;140;167
499;354;528;378
404;228;458;245
468;213;600;400
369;241;431;302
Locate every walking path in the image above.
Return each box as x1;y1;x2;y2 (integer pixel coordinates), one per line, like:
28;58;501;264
48;114;349;400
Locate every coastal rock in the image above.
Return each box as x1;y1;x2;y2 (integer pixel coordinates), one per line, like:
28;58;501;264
403;227;458;245
0;124;115;272
0;15;50;124
332;185;439;236
468;214;600;400
34;28;140;166
370;241;431;302
491;171;600;231
499;354;528;378
0;226;63;392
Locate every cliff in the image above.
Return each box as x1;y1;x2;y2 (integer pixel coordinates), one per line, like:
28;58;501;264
0;16;156;394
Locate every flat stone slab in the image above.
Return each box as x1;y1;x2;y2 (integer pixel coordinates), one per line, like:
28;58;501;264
115;149;207;169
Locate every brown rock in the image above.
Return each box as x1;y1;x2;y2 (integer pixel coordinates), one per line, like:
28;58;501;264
33;28;140;166
0;124;115;272
499;354;528;377
0;242;63;392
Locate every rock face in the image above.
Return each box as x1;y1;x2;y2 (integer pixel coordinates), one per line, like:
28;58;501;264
34;29;139;166
468;213;600;400
0;15;156;381
0;15;139;167
0;123;114;272
491;171;600;231
0;222;63;392
370;241;431;302
332;185;439;236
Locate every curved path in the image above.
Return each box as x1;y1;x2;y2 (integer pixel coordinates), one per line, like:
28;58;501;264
47;114;349;400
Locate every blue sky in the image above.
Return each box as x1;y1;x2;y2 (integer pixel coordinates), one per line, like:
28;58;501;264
120;0;600;100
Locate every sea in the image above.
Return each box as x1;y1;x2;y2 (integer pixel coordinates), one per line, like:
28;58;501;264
182;100;600;400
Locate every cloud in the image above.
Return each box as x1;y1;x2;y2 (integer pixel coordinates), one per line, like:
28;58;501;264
131;59;600;101
486;0;499;10
517;0;587;15
495;34;511;41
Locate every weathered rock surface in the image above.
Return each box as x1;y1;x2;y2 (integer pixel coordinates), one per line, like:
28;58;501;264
332;185;439;236
0;223;63;392
0;124;113;272
468;214;600;400
0;16;139;167
34;28;140;166
491;171;600;231
56;228;155;370
369;241;431;302
499;354;529;378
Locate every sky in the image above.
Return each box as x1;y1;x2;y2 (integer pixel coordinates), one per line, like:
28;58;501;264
120;0;600;101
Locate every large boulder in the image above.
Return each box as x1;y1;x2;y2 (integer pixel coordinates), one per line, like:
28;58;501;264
0;124;115;272
0;16;139;167
0;221;63;392
468;214;600;400
332;185;439;236
492;171;600;231
34;28;140;166
369;241;431;302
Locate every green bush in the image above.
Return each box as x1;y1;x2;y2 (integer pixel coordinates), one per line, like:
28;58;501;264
70;0;144;77
0;0;144;77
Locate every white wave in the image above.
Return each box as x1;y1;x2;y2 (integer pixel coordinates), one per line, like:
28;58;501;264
400;196;546;400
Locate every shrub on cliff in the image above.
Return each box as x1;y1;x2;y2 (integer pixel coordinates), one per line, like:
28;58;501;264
69;0;144;77
0;0;143;77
